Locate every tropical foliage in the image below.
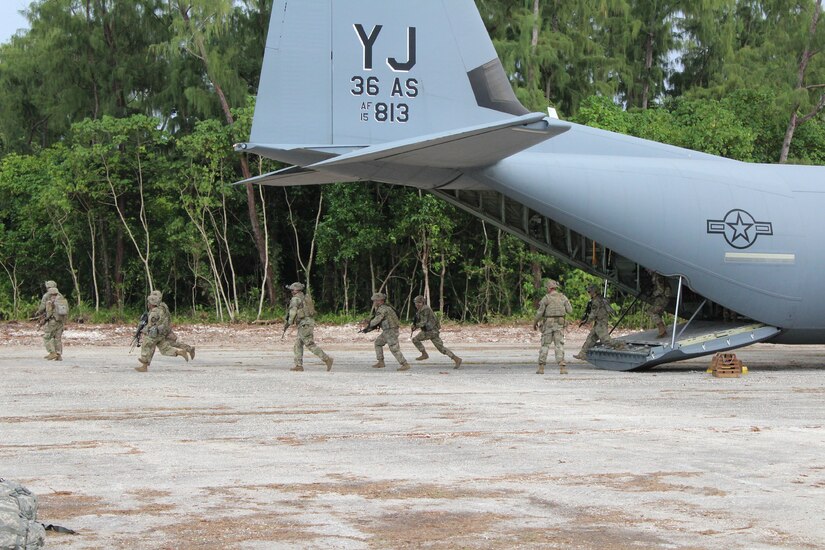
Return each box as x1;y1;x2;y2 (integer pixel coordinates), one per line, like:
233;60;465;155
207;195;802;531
1;0;824;322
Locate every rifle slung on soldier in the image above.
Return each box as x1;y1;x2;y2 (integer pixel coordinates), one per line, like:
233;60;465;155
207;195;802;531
579;300;593;327
129;311;149;353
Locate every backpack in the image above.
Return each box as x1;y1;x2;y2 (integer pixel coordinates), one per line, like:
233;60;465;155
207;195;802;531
0;479;46;549
54;295;69;319
303;294;317;318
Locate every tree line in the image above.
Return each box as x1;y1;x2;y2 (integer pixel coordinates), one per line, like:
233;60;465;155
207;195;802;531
1;0;824;322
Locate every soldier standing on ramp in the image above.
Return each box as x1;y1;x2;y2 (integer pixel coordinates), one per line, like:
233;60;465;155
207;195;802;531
647;270;671;338
533;279;572;375
361;293;411;371
135;293;190;372
411;295;462;369
36;281;68;361
574;285;619;361
285;282;333;372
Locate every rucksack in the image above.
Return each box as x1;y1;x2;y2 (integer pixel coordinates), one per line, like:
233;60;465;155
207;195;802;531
0;479;46;549
303;294;317;318
54;295;69;319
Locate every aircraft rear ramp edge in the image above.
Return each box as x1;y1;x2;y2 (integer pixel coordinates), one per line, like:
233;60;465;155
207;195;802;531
586;321;781;371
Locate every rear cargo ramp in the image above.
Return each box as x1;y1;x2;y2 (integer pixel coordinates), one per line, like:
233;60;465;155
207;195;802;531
585;321;781;371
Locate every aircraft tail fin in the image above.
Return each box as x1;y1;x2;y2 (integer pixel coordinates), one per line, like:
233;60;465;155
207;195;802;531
250;0;537;161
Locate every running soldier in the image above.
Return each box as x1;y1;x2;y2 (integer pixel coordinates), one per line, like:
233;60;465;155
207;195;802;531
361;293;411;371
149;290;195;360
533;279;572;374
284;282;333;372
574;285;617;360
36;281;68;361
411;295;462;369
648;270;671;338
135;292;190;372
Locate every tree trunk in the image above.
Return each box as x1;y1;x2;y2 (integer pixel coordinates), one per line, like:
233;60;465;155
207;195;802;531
115;213;124;310
779;0;823;163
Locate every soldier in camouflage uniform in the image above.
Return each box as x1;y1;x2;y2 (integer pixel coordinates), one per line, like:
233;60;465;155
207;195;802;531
34;280;56;319
285;282;333;372
149;290;196;360
36;281;67;361
362;292;411;371
135;293;190;372
533;279;572;374
411;295;462;369
574;285;617;360
648;270;671;338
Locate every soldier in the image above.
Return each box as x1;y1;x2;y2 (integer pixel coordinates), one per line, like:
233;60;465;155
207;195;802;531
533;279;572;374
361;292;411;371
37;281;68;361
149;290;195;360
411;295;462;369
135;292;190;372
648;270;671;338
574;285;617;360
34;280;56;319
284;282;333;372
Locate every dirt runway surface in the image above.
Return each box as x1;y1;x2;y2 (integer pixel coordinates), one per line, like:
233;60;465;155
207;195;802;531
2;322;825;549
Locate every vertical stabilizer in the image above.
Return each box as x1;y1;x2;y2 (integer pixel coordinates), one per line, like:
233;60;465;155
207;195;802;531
250;0;528;149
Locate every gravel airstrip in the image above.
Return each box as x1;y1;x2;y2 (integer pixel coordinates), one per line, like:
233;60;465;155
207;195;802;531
2;322;824;549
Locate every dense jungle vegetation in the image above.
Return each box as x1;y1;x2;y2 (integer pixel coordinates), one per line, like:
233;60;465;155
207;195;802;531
1;0;824;323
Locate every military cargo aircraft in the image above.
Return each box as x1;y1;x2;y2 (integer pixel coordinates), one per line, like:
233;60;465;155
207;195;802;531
235;0;825;370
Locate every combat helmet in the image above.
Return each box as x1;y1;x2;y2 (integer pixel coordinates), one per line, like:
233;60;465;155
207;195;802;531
371;292;386;301
286;282;305;291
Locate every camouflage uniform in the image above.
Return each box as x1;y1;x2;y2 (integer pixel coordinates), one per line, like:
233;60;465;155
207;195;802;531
40;284;66;361
285;282;333;372
575;286;615;360
150;290;195;359
411;296;462;369
34;280;56;319
649;272;671;338
533;279;572;374
135;293;189;372
366;293;410;371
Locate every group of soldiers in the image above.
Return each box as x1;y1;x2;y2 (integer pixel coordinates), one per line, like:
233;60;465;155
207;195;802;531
33;272;673;374
283;283;463;372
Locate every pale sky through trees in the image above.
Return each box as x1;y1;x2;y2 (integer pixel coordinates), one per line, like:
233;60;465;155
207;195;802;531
0;1;29;45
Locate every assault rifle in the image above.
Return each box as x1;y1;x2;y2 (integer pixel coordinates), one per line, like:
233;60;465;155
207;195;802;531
129;312;149;353
578;300;593;328
411;311;420;336
358;318;377;334
29;312;46;327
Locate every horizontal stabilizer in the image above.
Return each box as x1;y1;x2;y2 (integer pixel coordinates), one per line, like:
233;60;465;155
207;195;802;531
308;113;569;170
234;166;360;187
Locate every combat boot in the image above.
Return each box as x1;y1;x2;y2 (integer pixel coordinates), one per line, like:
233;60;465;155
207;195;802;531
175;349;189;362
54;353;62;361
397;362;411;371
559;362;568;375
135;360;148;372
536;364;545;375
656;322;667;338
371;360;385;369
573;352;587;360
44;352;57;360
415;351;429;361
324;356;334;371
188;346;196;360
453;356;463;370
290;365;304;371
